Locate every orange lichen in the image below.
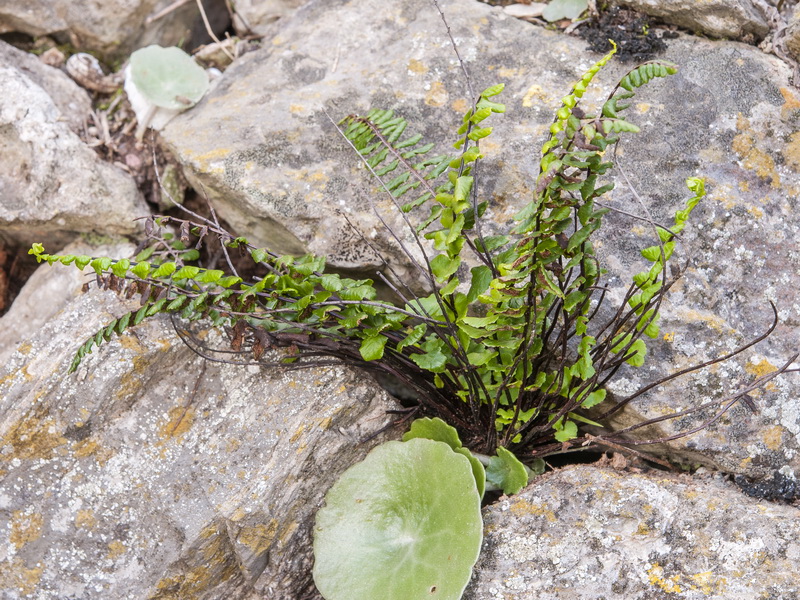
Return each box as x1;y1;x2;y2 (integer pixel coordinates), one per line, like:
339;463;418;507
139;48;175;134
407;58;427;75
0;558;44;597
785;131;800;173
731;115;780;188
158;406;195;441
10;511;44;549
2;404;67;460
237;520;279;554
106;540;127;560
508;498;557;523
746;358;778;378
779;87;800;120
647;562;682;593
762;426;783;451
450;98;469;114
75;509;98;530
425;81;448;107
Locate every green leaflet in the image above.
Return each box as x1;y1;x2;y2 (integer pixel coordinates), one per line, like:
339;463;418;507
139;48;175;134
485;447;528;495
359;335;387;361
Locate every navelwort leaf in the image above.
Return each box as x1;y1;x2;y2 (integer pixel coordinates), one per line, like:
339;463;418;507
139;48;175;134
313;439;482;600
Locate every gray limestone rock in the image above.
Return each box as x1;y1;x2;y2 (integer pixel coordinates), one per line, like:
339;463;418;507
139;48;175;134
610;0;770;40
465;464;800;599
0;0;211;60
785;5;800;61
162;0;800;476
0;62;148;247
0;241;399;599
0;41;91;134
231;0;308;36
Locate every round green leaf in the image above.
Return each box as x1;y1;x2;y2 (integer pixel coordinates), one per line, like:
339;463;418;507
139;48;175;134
455;447;486;499
485;447;529;496
402;417;462;450
129;46;209;110
313;439;483;600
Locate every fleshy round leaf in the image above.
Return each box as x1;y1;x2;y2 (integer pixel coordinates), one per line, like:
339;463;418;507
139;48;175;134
485;447;529;495
129;45;209;110
402;417;462;450
313;439;483;600
455;447;486;499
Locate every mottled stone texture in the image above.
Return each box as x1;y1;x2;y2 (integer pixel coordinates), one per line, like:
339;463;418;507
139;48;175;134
0;243;399;599
0;41;91;134
163;0;800;476
610;0;770;40
786;5;800;61
231;0;308;36
465;465;800;599
0;0;211;60
0;55;148;247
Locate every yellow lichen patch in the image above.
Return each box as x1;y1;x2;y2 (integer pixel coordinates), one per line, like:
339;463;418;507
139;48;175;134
762;425;784;451
115;337;156;402
785;131;800;173
663;332;675;343
732;115;780;188
634;522;652;536
106;540;127;560
678;309;728;333
289;423;307;443
278;521;299;545
2;404;67;460
690;570;726;594
522;83;549;108
319;416;333;430
746;357;778;378
698;145;726;164
647;562;682;593
451;98;469;114
237;520;279;554
407;58;427;75
498;67;519;79
72;438;114;466
425;81;448;107
17;342;32;355
158;406;195;441
75;509;98;530
739;180;750;192
509;498;557;523
10;511;44;549
779;87;800;120
636;102;651;114
0;558;44;597
480;139;501;157
747;205;764;219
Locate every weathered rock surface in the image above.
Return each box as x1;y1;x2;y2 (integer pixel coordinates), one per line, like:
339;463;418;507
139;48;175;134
785;4;800;61
162;0;800;477
231;0;308;36
0;0;213;59
0;60;148;246
610;0;770;40
0;41;91;134
0;241;399;599
465;464;800;599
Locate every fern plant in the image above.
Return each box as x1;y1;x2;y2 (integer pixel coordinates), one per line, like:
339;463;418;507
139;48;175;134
29;27;798;600
30;42;786;467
